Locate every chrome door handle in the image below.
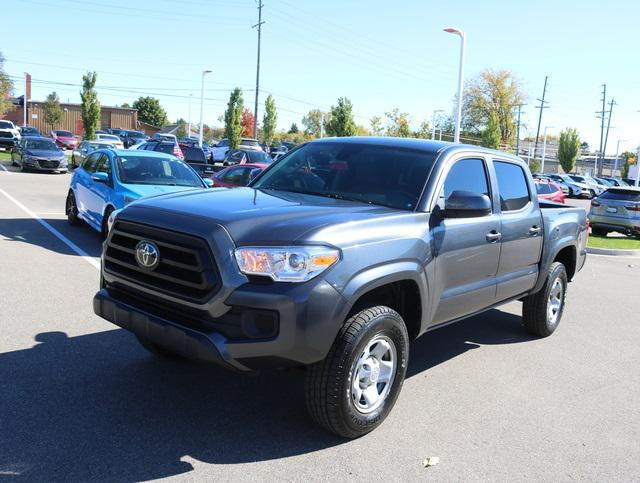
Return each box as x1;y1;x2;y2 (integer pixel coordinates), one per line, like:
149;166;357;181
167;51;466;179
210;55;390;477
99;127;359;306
486;231;502;242
529;226;542;236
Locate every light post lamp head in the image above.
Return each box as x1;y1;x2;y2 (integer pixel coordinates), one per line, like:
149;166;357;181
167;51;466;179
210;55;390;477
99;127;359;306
444;27;465;38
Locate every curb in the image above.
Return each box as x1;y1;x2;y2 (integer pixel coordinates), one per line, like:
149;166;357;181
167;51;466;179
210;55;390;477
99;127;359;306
587;247;640;257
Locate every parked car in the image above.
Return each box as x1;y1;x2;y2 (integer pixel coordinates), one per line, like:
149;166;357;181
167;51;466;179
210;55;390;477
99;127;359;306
96;130;109;135
66;149;210;237
97;138;588;438
179;139;212;161
622;178;638;186
534;178;565;203
11;136;68;172
589;187;640;237
95;133;125;149
121;130;148;148
108;128;127;139
50;130;79;150
212;163;267;188
151;133;178;143
212;138;262;162
569;175;606;196
71;140;118;166
600;177;629;187
543;173;596;198
128;139;147;150
0;120;21;149
270;144;289;160
19;125;40;136
223;148;272;166
138;139;184;160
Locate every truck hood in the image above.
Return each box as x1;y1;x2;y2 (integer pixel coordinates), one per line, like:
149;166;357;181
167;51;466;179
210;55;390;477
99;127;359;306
124;187;409;245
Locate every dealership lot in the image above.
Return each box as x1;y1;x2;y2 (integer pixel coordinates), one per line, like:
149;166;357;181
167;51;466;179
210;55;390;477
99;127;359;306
1;163;639;481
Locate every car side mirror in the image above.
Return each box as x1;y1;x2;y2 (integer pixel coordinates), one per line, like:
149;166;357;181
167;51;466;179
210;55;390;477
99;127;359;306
203;178;214;188
444;191;492;218
91;172;110;183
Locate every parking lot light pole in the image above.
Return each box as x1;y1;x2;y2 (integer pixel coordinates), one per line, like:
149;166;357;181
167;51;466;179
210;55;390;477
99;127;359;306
444;27;466;143
431;109;444;140
188;94;192;138
541;126;554;173
199;70;212;148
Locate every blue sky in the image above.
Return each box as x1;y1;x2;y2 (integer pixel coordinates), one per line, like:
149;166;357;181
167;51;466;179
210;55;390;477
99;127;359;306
4;0;639;152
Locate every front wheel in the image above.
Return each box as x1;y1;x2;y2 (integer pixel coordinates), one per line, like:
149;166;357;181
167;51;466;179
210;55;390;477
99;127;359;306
305;306;409;439
591;226;608;237
66;190;83;226
522;262;568;337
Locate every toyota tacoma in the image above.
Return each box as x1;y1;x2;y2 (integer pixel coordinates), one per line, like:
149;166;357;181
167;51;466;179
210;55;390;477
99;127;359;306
93;138;588;438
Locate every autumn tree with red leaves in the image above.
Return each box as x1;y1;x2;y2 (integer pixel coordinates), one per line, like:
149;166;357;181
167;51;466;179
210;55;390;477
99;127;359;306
241;109;255;138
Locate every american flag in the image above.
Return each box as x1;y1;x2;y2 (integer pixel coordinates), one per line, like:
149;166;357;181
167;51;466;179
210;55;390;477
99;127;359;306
173;143;184;160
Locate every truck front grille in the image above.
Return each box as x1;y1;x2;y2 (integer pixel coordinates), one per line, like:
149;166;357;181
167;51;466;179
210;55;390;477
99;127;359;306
104;220;219;302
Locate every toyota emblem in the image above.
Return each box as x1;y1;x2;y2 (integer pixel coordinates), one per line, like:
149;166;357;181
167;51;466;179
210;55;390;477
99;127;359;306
135;240;160;270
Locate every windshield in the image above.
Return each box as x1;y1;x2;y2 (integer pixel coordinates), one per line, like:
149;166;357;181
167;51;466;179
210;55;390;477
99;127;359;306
99;134;120;141
116;154;203;187
55;131;74;137
252;142;436;210
570;175;586;183
128;131;145;138
0;121;14;129
246;150;272;163
600;189;640;202
26;139;57;150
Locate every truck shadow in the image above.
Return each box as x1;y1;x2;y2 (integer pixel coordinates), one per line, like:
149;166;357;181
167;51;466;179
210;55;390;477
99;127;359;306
0;309;530;480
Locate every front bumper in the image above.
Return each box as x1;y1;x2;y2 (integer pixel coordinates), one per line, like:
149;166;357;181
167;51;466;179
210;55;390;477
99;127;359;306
0;138;17;147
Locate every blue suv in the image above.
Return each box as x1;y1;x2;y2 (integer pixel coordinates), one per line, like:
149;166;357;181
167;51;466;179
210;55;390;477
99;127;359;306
66;149;211;237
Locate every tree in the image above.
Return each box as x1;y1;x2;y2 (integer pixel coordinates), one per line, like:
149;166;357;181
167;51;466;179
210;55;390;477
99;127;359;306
462;69;525;145
620;151;636;178
480;112;501;149
262;94;277;144
133;96;168;127
224;88;244;149
384;108;411;137
557;128;581;173
370;116;384;136
580;141;590;154
0;52;13;117
413;120;431;139
241;109;255;138
80;72;100;140
43;92;63;131
324;97;356;137
302;109;326;137
288;122;299;134
176;118;187;139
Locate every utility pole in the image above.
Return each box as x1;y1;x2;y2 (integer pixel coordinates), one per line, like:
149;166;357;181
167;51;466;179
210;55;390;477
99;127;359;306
533;76;549;160
596;84;607;176
252;0;265;140
515;103;526;156
600;97;616;176
188;94;192;137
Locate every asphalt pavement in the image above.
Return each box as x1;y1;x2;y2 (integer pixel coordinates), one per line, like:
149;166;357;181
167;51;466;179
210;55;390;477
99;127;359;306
1;161;639;481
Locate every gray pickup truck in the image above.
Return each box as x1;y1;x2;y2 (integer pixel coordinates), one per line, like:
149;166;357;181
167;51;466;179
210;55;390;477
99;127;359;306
93;137;588;438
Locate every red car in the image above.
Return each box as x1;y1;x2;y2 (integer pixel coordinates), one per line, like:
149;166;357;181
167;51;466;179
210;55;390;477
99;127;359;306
212;163;268;188
535;179;565;203
50;130;79;150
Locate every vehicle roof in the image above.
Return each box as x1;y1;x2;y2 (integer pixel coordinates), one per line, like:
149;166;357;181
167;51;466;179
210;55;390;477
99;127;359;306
305;136;521;160
107;148;179;159
22;135;52;141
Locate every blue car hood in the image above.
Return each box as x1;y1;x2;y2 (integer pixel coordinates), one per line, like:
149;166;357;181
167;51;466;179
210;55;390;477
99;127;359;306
127;184;202;200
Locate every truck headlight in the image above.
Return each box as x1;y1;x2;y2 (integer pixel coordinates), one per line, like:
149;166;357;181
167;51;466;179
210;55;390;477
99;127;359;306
234;246;340;282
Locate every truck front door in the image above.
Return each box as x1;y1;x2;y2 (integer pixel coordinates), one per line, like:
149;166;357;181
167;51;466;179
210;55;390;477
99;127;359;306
431;157;501;325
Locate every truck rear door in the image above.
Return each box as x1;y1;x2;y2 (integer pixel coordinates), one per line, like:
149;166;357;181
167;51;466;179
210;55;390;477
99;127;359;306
491;159;543;301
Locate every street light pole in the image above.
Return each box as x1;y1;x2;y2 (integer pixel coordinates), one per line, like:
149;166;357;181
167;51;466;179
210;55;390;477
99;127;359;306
613;139;626;176
444;27;466;143
188;94;192;138
431;109;444;140
199;70;212;148
541;126;554;173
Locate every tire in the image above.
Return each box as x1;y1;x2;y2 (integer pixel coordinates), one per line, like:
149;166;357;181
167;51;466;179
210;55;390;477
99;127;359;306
101;206;114;239
522;261;568;337
20;162;28;172
591;226;608;237
66;190;83;226
589;190;596;199
136;335;185;360
305;306;409;439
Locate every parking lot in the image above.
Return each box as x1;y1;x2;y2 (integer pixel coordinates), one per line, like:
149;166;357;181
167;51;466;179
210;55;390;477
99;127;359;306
1;162;639;481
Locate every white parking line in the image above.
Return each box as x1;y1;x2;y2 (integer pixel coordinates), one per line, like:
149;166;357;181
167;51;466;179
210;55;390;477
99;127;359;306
0;163;11;175
0;187;100;270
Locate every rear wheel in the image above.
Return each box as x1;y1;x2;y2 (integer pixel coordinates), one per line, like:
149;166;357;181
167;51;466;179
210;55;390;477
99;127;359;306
305;306;409;439
522;262;568;337
591;226;608;237
66;190;83;226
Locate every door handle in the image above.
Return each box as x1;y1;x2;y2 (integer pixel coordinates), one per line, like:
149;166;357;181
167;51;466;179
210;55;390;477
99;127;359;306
486;230;502;243
529;226;542;236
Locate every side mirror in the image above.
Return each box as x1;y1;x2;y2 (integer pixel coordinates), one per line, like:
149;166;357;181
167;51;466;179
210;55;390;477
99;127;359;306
91;172;110;183
203;178;214;188
444;191;492;218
